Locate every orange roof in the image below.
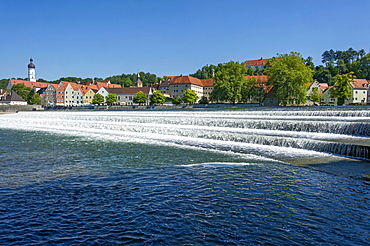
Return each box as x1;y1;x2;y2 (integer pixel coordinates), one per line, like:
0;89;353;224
245;75;269;83
201;79;214;87
9;79;50;89
319;83;329;91
245;58;272;67
350;79;369;89
170;75;214;87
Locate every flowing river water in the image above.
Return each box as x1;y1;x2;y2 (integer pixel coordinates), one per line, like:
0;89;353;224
0;107;369;245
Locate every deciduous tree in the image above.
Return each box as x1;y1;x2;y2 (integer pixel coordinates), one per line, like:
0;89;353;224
150;91;166;105
182;89;198;104
211;61;247;104
106;93;117;105
330;73;353;106
133;91;148;104
264;52;314;106
92;94;104;105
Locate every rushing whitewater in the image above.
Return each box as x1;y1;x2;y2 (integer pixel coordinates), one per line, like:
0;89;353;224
1;108;370;162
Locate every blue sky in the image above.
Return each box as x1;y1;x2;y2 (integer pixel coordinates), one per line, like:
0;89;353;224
1;0;369;80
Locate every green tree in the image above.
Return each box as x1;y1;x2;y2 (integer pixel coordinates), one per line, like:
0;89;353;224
106;93;117;105
211;61;247;104
190;64;217;79
240;77;259;103
92;93;104;105
11;83;33;102
330;73;353;106
182;89;198;104
171;96;182;105
308;87;321;105
314;66;333;85
198;96;209;104
133;91;148;104
150;90;166;105
264;52;314;106
29;92;41;105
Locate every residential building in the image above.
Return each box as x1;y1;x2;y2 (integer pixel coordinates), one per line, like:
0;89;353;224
245;58;272;71
168;75;214;102
0;91;27;105
44;84;59;106
100;87;153;105
348;79;369;104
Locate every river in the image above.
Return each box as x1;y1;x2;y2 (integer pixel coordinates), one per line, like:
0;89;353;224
0;108;369;245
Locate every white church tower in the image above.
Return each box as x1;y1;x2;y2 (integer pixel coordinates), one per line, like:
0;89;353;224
28;58;36;82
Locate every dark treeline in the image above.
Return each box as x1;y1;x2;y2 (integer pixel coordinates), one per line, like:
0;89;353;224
0;72;163;89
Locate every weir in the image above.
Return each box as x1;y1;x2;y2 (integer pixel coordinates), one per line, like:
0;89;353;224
1;107;370;167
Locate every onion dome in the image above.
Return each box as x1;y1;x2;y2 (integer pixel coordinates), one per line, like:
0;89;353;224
28;58;35;68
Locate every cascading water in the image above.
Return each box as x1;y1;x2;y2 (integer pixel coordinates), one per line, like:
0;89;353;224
1;108;369;162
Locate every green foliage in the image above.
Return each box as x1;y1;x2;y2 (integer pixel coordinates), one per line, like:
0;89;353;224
210;61;247;104
92;94;104;104
182;89;198;104
240;77;261;103
150;91;166;105
308;87;322;104
133;91;148;104
106;93;117;105
330;73;353;106
314;66;333;85
29;93;41;105
190;64;217;79
320;48;370;80
11;83;33;102
0;79;9;89
171;96;182;105
198;96;209;104
264;52;314;106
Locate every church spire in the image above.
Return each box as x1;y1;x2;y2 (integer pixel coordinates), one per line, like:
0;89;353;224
135;72;143;87
28;58;36;82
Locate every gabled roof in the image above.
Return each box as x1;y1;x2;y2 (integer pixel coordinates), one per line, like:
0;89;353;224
350;79;369;89
170;75;204;87
9;79;50;89
201;79;214;87
1;91;26;102
169;75;214;87
319;83;329;91
245;58;272;67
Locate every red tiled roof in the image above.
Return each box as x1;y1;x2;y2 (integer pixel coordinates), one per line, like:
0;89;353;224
9;79;50;89
319;83;329;91
170;75;204;87
169;75;214;87
201;79;214;87
350;79;369;89
245;58;272;67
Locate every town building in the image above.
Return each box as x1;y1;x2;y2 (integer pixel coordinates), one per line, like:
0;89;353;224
245;58;272;71
0;91;27;105
28;58;36;82
348;79;369;104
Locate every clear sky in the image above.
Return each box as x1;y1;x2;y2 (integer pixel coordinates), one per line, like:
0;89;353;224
1;0;369;81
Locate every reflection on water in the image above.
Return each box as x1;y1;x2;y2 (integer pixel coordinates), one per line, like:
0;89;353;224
0;108;370;245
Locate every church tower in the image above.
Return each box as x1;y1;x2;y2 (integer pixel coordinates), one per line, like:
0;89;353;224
28;58;36;82
135;73;143;87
